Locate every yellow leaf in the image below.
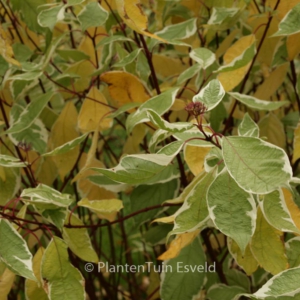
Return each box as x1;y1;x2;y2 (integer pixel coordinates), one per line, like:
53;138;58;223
152;215;175;224
215;29;240;59
50;102;79;180
228;238;258;276
0;166;6;182
258;113;286;149
287;33;300;60
158;230;200;260
218;35;256;91
283;188;300;231
184;145;211;176
293;122;300;163
152;54;187;79
0;25;20;67
78;197;123;221
0;268;15;300
36;157;58;186
78;87;112;133
25;247;48;300
170;99;186;111
123;124;146;155
100;71;150;107
254;63;288;100
76;153;117;200
250;208;288;275
115;0;166;42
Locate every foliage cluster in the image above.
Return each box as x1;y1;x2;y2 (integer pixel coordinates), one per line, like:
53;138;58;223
1;0;300;299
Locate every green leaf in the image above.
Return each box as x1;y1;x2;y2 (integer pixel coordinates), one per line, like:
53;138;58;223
78;2;109;31
38;208;68;231
253;267;300;298
222;136;292;193
273;3;300;36
207;284;245;300
169;172;213;235
130;179;179;226
286;237;300;268
189;48;215;69
0;219;36;281
41;237;85;300
261;189;300;233
63;212;99;263
126;88;179;133
0;154;27;167
147;110;193;133
229;92;289;111
217;42;256;73
10;0;45;33
207;170;256;252
193;79;225;111
38;5;65;30
149;129;171;152
114;48;142;68
21;184;73;210
160;237;206;300
204;147;224;173
42;133;88;157
177;64;202;85
156;18;197;41
238;113;259;138
5;92;52;135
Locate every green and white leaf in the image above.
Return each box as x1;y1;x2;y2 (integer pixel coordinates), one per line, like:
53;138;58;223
92;142;183;184
97;35;134;48
207;284;245;300
107;103;140;119
229;92;289;111
173;130;212;147
38;208;67;231
126;88;179;133
21;184;73;210
193;79;225;111
217;42;256;73
42;133;88;157
253;267;300;298
177;64;202;85
286;237;300;268
78;2;108;32
273;3;300;36
9;118;48;154
5;92;52;135
63;212;99;263
260;189;300;233
0;219;36;281
156;18;197;41
38;4;65;30
41;237;85;300
160;237;206;300
207;7;240;26
189;48;215;69
77;198;123;216
207;170;256;253
0;154;27;167
222;136;292;193
114;48;142;68
238;113;259;138
147;110;193;133
149;129;172;152
88;175;130;193
169;171;215;237
204;147;224;173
